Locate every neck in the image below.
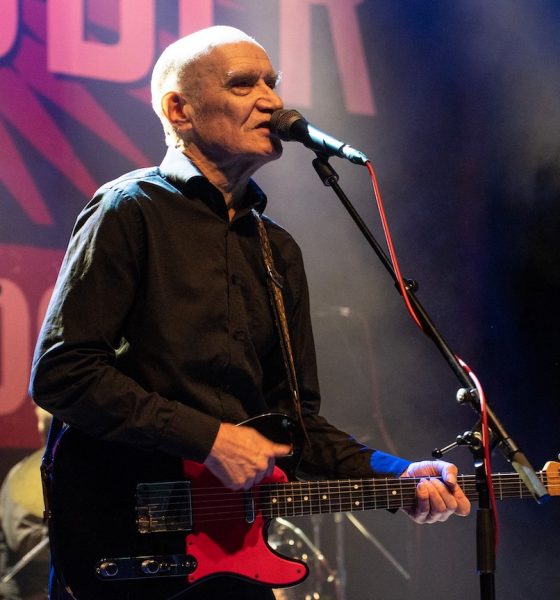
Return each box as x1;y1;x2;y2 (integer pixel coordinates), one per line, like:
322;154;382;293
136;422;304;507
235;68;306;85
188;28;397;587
181;145;259;216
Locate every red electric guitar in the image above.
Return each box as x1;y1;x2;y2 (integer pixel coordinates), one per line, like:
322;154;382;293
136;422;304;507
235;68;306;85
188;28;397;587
42;413;559;600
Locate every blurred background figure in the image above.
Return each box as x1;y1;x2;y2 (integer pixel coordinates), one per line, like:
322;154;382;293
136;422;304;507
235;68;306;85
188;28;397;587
0;407;51;600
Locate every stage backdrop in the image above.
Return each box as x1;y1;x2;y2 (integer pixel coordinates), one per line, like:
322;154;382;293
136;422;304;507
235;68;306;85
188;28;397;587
1;1;559;598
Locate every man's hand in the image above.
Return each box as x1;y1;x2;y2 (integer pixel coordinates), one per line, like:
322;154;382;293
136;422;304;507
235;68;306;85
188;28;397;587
204;423;292;490
401;460;471;524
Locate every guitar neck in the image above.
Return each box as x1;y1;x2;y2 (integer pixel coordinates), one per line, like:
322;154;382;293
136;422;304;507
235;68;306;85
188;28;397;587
261;470;548;517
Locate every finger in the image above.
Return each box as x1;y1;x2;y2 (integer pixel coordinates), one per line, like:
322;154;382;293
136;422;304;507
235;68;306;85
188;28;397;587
438;464;471;516
271;442;292;457
264;455;276;480
410;480;431;523
431;478;459;513
411;479;457;524
452;486;471;516
440;463;459;489
423;480;452;521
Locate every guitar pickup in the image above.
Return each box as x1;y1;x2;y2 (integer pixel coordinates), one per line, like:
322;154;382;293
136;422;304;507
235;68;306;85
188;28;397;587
136;481;192;533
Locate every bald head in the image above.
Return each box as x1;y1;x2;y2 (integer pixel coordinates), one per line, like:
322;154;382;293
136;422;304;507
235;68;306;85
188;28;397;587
151;26;264;130
150;26;283;179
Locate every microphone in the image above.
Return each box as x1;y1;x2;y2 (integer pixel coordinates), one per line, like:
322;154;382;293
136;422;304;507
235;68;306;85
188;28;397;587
269;109;369;165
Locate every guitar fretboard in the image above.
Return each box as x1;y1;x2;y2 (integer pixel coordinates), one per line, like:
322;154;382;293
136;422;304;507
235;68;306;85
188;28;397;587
259;471;551;518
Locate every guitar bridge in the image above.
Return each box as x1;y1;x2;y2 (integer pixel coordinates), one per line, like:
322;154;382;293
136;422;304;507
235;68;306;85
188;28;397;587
136;481;192;533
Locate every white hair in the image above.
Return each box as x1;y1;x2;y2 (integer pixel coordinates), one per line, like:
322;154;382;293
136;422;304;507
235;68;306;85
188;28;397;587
151;26;263;144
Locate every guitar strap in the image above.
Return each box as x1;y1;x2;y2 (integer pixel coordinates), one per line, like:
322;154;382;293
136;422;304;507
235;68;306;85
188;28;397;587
252;209;310;447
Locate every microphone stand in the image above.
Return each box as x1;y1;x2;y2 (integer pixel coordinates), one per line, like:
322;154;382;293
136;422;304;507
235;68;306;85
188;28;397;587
311;153;549;600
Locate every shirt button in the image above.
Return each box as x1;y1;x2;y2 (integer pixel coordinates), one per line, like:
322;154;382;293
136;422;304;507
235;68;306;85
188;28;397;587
233;330;245;342
231;274;242;286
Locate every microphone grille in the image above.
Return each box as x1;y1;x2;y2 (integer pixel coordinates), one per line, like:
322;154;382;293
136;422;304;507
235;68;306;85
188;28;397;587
269;109;303;140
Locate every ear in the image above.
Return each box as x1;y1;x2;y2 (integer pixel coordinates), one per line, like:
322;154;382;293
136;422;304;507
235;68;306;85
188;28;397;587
161;91;193;134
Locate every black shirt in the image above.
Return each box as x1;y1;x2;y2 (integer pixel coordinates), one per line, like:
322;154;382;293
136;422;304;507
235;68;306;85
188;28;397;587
30;147;409;479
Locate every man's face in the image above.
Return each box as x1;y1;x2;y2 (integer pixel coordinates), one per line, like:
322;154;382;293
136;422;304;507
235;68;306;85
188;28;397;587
183;42;284;174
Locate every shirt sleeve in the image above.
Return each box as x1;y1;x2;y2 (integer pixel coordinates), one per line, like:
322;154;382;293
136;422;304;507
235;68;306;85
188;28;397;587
29;187;220;462
285;240;411;480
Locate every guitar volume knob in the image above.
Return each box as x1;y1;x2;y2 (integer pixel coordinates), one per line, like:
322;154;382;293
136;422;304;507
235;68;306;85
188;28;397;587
141;559;160;575
97;561;118;578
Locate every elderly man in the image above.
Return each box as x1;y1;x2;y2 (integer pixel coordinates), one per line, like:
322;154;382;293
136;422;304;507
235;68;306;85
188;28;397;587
30;26;469;600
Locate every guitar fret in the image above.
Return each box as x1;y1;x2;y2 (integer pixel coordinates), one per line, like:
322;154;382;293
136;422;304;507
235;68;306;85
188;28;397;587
300;481;307;516
303;480;311;516
269;483;278;518
285;481;291;517
386;479;398;510
386;479;390;510
343;479;350;513
289;482;295;517
315;481;322;515
360;480;365;511
310;481;317;516
295;482;303;516
334;480;340;513
348;481;355;510
362;481;373;511
348;480;358;511
498;474;503;500
290;482;297;517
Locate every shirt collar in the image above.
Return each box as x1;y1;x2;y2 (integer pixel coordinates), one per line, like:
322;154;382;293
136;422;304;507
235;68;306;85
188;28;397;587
159;147;268;215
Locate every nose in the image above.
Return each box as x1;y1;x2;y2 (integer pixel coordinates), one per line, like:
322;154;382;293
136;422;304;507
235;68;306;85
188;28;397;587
256;81;283;112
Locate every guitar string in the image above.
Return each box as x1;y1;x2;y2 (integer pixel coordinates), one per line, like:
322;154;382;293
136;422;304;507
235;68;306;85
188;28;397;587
138;490;544;527
135;473;551;503
135;472;549;496
135;478;548;526
136;478;551;511
137;487;543;528
139;483;544;506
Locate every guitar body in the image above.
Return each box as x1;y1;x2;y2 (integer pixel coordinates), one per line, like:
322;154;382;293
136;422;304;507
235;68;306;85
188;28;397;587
45;413;307;600
44;410;559;600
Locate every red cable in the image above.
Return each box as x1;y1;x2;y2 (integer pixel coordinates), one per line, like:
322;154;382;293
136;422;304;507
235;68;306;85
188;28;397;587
365;160;499;549
366;162;423;330
458;358;500;549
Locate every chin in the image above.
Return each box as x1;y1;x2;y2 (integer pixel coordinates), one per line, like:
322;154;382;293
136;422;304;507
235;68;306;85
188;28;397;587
265;138;283;160
269;145;283;161
251;142;283;166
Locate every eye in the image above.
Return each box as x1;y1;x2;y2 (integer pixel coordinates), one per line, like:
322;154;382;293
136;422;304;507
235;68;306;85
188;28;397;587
228;76;258;95
266;72;282;90
233;78;253;88
225;72;282;95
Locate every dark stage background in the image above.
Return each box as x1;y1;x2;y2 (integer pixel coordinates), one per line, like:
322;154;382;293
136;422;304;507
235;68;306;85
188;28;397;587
1;1;559;598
